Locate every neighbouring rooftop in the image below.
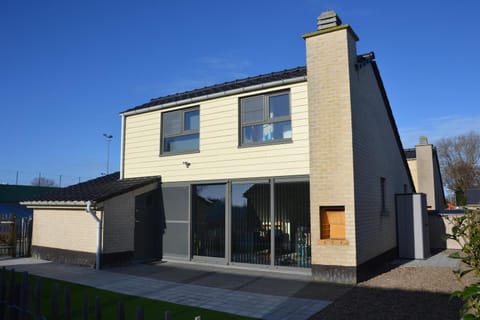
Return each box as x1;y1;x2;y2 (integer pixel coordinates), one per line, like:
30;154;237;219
22;172;161;205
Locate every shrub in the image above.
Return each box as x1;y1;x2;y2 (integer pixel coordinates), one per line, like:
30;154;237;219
447;208;480;319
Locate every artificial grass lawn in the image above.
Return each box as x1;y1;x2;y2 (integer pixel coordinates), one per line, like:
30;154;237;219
8;271;257;320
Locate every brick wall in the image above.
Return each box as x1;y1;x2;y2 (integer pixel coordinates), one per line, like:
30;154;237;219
32;208;98;253
305;23;413;272
350;56;413;265
305;26;359;267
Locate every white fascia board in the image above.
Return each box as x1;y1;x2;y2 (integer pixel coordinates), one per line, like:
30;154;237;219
20;200;89;209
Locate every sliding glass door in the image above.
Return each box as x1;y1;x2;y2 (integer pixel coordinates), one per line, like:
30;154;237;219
192;184;226;260
274;181;311;267
190;179;310;268
231;182;271;265
230;180;311;268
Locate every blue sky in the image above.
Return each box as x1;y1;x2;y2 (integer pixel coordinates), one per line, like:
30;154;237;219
1;1;479;186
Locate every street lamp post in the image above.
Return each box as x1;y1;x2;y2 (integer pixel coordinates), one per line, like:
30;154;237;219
103;133;113;174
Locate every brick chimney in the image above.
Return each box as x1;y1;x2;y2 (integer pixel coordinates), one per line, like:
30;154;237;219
303;11;360;282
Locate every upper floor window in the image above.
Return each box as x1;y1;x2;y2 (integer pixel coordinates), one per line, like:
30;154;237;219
240;91;292;146
162;107;199;155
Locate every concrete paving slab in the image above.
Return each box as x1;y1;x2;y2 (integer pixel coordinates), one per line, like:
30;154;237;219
0;252;460;319
0;258;336;319
391;250;461;268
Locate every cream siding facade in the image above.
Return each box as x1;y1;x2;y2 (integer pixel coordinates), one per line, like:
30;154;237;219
407;159;419;188
123;83;310;182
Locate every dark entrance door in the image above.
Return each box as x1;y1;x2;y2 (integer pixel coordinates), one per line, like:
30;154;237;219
134;190;160;261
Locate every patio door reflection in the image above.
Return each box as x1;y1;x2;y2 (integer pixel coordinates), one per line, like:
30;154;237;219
231;182;271;265
192;184;226;259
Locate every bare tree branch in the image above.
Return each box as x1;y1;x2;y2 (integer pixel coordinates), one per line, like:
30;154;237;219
437;131;480;205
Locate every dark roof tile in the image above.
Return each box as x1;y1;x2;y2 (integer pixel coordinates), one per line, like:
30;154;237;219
404;148;416;159
124;66;307;113
25;172;160;204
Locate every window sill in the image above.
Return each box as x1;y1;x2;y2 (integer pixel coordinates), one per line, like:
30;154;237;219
239;138;293;149
160;150;200;157
318;239;349;246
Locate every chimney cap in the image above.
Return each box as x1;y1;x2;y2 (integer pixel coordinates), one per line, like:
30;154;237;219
419;136;429;145
317;11;342;30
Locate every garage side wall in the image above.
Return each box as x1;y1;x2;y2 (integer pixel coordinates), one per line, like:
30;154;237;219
31;207;98;266
101;183;159;264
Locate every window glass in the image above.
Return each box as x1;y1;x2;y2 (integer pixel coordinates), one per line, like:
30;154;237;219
162;106;199;154
242;121;291;144
272;121;292;139
192;184;226;258
231;183;270;265
241;96;264;123
242;124;273;143
185;110;199;131
164;134;199;153
163;111;181;135
240;92;291;146
269;94;289;118
274;181;310;268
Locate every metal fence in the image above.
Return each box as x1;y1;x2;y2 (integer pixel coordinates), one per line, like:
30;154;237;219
0;268;201;320
0;214;32;258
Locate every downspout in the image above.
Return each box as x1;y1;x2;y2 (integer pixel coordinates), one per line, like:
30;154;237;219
86;201;102;270
120;114;125;179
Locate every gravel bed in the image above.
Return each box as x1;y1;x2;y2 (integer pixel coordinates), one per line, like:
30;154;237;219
310;263;478;320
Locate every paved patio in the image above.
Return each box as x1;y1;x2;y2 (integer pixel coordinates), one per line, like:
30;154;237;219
0;258;347;319
0;251;459;319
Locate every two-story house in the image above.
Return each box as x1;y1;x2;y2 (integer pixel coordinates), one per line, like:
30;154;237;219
119;11;414;283
25;11;414;284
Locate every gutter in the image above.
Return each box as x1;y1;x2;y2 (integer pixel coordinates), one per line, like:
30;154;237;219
21;200;87;208
86;201;102;270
